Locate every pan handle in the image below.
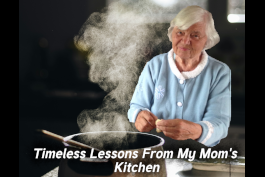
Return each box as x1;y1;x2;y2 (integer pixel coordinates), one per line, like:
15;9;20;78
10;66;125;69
38;129;97;150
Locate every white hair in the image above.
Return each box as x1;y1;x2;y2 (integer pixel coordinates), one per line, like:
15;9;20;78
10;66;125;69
167;6;220;50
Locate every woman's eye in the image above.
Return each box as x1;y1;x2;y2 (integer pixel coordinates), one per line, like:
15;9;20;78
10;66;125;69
177;32;183;35
192;34;199;39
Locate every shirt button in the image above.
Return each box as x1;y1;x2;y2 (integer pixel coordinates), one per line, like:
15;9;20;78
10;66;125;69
179;80;184;84
177;102;183;107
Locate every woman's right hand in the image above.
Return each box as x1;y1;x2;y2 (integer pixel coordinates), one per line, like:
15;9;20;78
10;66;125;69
135;110;158;132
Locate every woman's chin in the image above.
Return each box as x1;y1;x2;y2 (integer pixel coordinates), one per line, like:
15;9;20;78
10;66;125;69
177;53;191;60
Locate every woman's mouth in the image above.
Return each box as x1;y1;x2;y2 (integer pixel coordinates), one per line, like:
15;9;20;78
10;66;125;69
179;47;189;51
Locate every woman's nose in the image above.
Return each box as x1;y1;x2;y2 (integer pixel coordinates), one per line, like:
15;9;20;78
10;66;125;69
182;35;191;45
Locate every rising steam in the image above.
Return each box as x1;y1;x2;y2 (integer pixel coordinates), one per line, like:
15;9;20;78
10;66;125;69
74;0;172;135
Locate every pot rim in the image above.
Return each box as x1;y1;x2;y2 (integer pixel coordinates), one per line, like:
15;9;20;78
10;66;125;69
63;131;165;151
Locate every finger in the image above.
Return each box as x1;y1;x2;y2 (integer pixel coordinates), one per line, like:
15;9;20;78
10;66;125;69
135;115;145;132
156;126;176;132
156;119;179;127
142;112;157;127
144;117;156;128
138;116;154;132
159;126;190;135
163;131;188;140
149;112;158;121
136;111;151;127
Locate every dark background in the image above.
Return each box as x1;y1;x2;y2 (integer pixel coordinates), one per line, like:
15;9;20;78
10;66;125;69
19;0;245;176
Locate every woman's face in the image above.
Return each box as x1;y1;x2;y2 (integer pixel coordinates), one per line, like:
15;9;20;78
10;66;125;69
171;22;207;60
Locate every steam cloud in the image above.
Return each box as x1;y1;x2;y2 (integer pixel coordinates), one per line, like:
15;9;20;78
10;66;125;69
73;0;202;148
74;0;172;134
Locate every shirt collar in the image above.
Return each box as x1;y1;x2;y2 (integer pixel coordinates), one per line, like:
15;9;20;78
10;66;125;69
168;48;208;80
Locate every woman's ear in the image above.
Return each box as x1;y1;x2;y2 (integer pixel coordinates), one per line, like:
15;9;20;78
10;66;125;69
203;40;208;50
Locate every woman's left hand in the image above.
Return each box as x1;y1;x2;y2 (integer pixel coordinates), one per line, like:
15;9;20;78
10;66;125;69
156;119;202;140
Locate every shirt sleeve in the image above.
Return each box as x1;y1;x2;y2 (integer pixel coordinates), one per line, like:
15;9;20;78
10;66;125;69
195;67;231;147
127;62;155;122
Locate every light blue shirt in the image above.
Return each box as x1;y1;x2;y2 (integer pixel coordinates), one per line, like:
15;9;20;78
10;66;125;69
127;49;231;147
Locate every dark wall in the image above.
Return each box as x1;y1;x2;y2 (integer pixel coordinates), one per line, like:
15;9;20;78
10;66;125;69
207;0;245;125
19;0;108;121
19;1;108;176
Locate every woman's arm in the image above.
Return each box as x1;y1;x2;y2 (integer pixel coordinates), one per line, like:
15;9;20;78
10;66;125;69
195;67;231;146
127;62;154;121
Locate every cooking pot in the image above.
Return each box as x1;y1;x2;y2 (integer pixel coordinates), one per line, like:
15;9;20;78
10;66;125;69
58;131;167;177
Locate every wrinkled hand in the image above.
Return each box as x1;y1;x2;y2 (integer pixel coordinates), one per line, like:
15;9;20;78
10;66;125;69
156;119;202;140
135;110;158;132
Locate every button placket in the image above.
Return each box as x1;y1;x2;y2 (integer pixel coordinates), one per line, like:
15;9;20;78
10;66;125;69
179;79;184;84
177;79;186;119
177;102;183;107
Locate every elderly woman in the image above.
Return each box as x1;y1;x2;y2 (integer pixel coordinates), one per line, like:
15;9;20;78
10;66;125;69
127;6;231;147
